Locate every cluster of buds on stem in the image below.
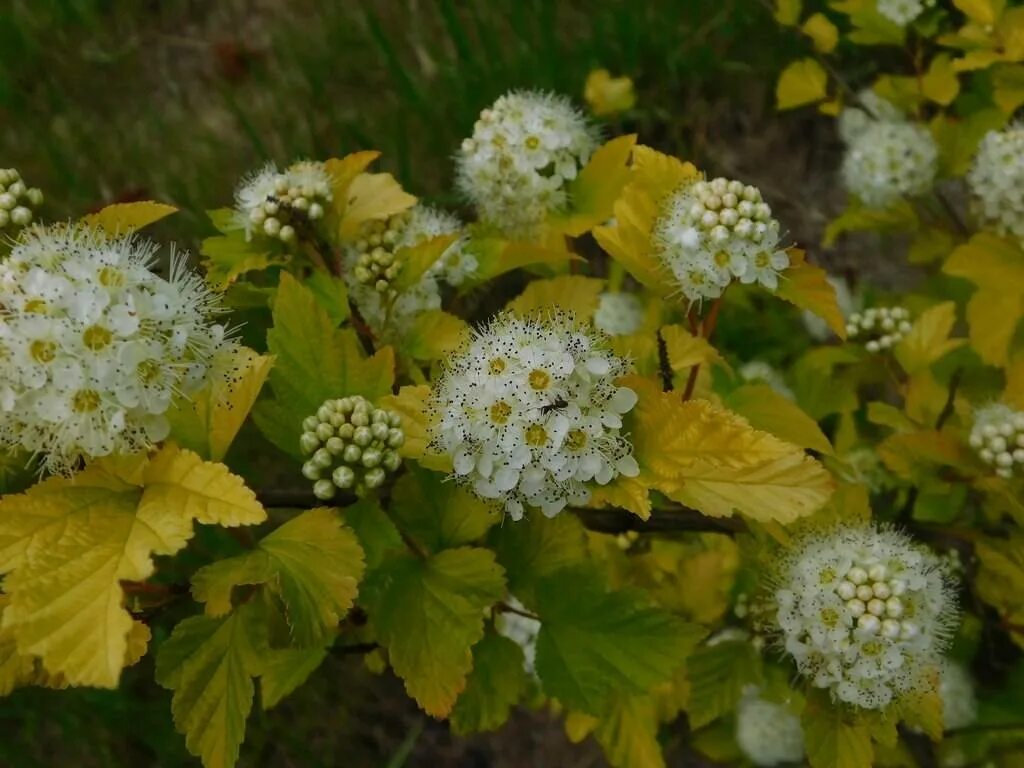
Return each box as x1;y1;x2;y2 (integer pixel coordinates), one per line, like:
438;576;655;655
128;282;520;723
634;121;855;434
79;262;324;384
0;168;42;232
970;404;1024;479
846;306;912;353
300;395;404;498
352;212;409;293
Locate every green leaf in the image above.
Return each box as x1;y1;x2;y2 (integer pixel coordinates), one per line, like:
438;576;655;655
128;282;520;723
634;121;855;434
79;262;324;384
192;508;365;646
156;600;268;768
200;230;283;291
341;498;403;569
399;309;470;362
685;639;763;728
775;257;848;339
81;200;177;234
450;633;527;734
260;646;329;710
304;270;351;326
389;464;497;553
254;272;395;457
534;567;704;714
593;695;666;768
824;199;917;246
802;689;874;768
776;59;828;110
362;547;506;717
725;384;833;454
491;513;589;600
391;234;458;293
894;301;966;374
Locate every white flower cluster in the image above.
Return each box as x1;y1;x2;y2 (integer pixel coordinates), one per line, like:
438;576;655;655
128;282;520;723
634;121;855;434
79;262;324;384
739;360;794;400
840;112;937;208
300;395;404;498
838;92;903;144
967;126;1024;243
430;313;639;520
0;225;229;474
773;525;957;710
456;90;597;239
652;176;790;304
497;597;540;676
940;660;978;731
969;403;1024;479
346;205;474;332
234;160;332;243
594;292;643;336
877;0;934;26
846;306;913;353
735;688;805;767
0;168;42;232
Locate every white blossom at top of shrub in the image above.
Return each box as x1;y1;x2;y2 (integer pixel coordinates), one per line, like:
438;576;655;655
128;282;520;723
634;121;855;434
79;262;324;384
940;660;978;731
877;0;934;27
652;176;790;304
803;275;857;341
838;91;903;144
594;292;644;336
0;167;42;233
429;312;639;520
233;160;333;243
841;118;938;209
735;687;805;767
345;204;474;333
846;306;913;353
739;360;794;400
456;90;598;239
967;125;1024;243
496;597;540;676
969;403;1024;480
771;524;958;710
0;225;230;474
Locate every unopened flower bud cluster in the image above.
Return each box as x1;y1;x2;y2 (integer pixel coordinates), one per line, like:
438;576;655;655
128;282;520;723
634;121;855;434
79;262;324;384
0;168;42;232
773;525;957;710
846;306;913;353
352;212;407;293
969;403;1024;480
877;0;934;27
653;176;790;304
234;160;332;244
456;90;597;239
967;126;1024;243
300;395;403;498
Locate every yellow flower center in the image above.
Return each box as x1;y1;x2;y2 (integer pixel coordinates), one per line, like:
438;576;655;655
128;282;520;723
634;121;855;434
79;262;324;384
754;252;771;268
24;298;48;314
488;357;506;375
98;267;124;287
566;429;588;452
82;325;113;351
30;340;56;363
528;369;551;390
525;135;541;150
861;641;883;657
820;607;839;629
72;389;101;413
820;567;836;584
714;250;731;267
490;401;512;424
525;424;548;446
137;359;161;383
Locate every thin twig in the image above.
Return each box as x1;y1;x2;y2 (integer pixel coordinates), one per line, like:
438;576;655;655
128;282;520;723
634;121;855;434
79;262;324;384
656;328;674;392
496;601;540;621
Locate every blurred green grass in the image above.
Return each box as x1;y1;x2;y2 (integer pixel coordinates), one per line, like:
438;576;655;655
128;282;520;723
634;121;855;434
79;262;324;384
0;1;800;765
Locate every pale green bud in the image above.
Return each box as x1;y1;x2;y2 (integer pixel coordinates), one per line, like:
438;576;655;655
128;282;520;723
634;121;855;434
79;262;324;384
313;478;336;500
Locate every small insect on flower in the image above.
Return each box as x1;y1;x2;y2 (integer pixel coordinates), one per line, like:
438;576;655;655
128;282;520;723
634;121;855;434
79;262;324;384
969;403;1024;480
967;125;1024;244
429;312;639;520
0;224;231;474
846;306;913;353
735;687;804;767
233;160;333;244
456;90;598;239
652;175;790;304
0;167;43;233
768;524;958;710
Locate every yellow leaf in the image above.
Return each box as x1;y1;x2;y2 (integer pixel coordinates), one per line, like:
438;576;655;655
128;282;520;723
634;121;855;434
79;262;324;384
776;58;828;110
774;0;803;25
818;97;843;116
167;347;274;461
803;13;839;53
908;227;954;264
558;134;638;236
392;234;459;293
894;301;966;374
593;695;666;768
339;172;416;241
1005;354;1024;409
584;69;637;117
400;310;469;362
877;430;972;480
975;536;1024;648
992;64;1024;114
660;324;722;372
775;254;848;339
0;446;264;687
725;384;833;454
954;0;1003;26
588;475;651;520
124;621;151;668
324;151;380;222
379;385;450;472
507;275;605;318
922;55;961;105
803;689;874;768
81;201;177;235
0;597;36;695
468;232;579;284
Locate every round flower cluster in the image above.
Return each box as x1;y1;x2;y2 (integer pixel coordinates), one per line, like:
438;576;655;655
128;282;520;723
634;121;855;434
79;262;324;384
430;313;639;520
838;92;903;144
299;395;404;499
846;306;913;353
967;126;1024;243
652;176;790;304
0;168;42;233
496;598;540;676
233;160;332;243
735;688;804;767
594;292;643;336
346;205;474;332
739;360;794;400
969;403;1024;479
877;0;934;26
841;119;937;209
456;90;598;239
772;525;957;710
0;225;229;474
940;660;977;731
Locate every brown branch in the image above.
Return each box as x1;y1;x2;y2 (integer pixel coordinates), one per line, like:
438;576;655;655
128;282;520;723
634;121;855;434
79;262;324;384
935;367;964;431
496;601;540;621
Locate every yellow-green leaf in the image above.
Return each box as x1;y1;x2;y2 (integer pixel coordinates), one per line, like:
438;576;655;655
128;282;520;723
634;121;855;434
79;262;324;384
894;301;966;375
559;134;638;236
593;695;666;768
200;231;284;291
776;256;848;339
400;309;470;362
992;64;1024;114
922;54;961;105
776;58;828;110
803;690;874;768
725;384;833;454
391;234;459;293
338;172;416;241
450;633;527;735
803;13;839;53
660;324;722;372
774;0;803;25
260;646;328;710
507;275;605;318
954;0;1002;26
377;385;447;470
583;70;637;117
685;638;763;728
82;201;177;235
